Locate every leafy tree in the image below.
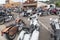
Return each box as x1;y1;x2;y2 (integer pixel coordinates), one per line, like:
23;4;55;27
55;1;60;7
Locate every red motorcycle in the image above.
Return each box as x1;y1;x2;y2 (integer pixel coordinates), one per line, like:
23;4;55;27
1;18;26;40
50;8;59;15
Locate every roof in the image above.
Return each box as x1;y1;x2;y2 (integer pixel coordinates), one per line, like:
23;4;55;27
4;2;21;8
23;3;37;6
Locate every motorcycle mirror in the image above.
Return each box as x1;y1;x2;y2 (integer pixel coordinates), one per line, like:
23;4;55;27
50;18;52;21
54;19;58;23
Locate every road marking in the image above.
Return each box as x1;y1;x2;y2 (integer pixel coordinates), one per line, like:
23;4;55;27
39;20;54;35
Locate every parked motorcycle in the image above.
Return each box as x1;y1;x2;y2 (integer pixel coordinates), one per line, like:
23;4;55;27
1;18;26;40
0;12;14;25
50;18;60;40
30;29;39;40
17;17;40;40
1;24;18;40
17;27;31;40
49;8;59;15
30;18;40;40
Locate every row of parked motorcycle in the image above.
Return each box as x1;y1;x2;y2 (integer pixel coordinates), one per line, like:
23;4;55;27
1;16;40;40
0;6;60;40
20;8;60;17
1;12;60;40
0;11;14;25
0;7;60;25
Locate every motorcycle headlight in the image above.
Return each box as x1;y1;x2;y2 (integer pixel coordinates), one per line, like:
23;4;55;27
9;16;12;18
50;18;52;21
54;19;58;23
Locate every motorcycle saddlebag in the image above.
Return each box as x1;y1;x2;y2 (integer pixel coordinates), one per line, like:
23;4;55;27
8;27;18;36
1;27;11;36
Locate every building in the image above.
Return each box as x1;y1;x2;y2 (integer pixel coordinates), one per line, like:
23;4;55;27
23;0;36;8
4;2;21;8
4;0;21;8
6;0;14;4
23;0;48;9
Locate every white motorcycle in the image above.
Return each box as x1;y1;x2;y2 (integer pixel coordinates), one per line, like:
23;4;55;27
17;27;31;40
50;18;60;40
17;17;40;40
29;18;40;40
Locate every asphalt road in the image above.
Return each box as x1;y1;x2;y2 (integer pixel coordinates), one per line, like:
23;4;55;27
0;15;59;40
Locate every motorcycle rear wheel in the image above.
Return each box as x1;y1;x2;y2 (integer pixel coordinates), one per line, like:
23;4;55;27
6;33;16;40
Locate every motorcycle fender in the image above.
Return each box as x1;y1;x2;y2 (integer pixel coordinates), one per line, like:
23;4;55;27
17;30;26;40
23;34;31;40
39;12;42;15
9;27;18;36
30;30;39;40
1;27;10;36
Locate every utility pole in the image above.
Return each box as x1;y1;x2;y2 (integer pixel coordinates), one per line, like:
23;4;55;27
22;0;23;9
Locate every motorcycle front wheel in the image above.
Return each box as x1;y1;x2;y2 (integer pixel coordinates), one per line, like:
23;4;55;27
0;20;4;25
5;33;16;40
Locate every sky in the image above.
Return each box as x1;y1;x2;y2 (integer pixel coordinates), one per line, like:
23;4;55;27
0;0;27;4
0;0;49;4
0;0;5;4
12;0;27;2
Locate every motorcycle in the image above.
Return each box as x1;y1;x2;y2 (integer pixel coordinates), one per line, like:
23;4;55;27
1;24;18;40
49;8;59;15
1;19;26;40
50;18;60;40
17;30;26;40
17;17;40;40
30;18;40;40
17;27;31;40
30;29;39;40
50;18;60;30
0;12;14;25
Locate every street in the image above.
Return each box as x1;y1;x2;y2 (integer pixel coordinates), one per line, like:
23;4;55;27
0;0;60;40
0;15;59;40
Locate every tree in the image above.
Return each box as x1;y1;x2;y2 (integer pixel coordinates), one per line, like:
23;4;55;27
55;1;60;7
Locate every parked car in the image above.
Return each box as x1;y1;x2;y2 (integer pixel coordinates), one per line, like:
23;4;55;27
0;12;14;24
